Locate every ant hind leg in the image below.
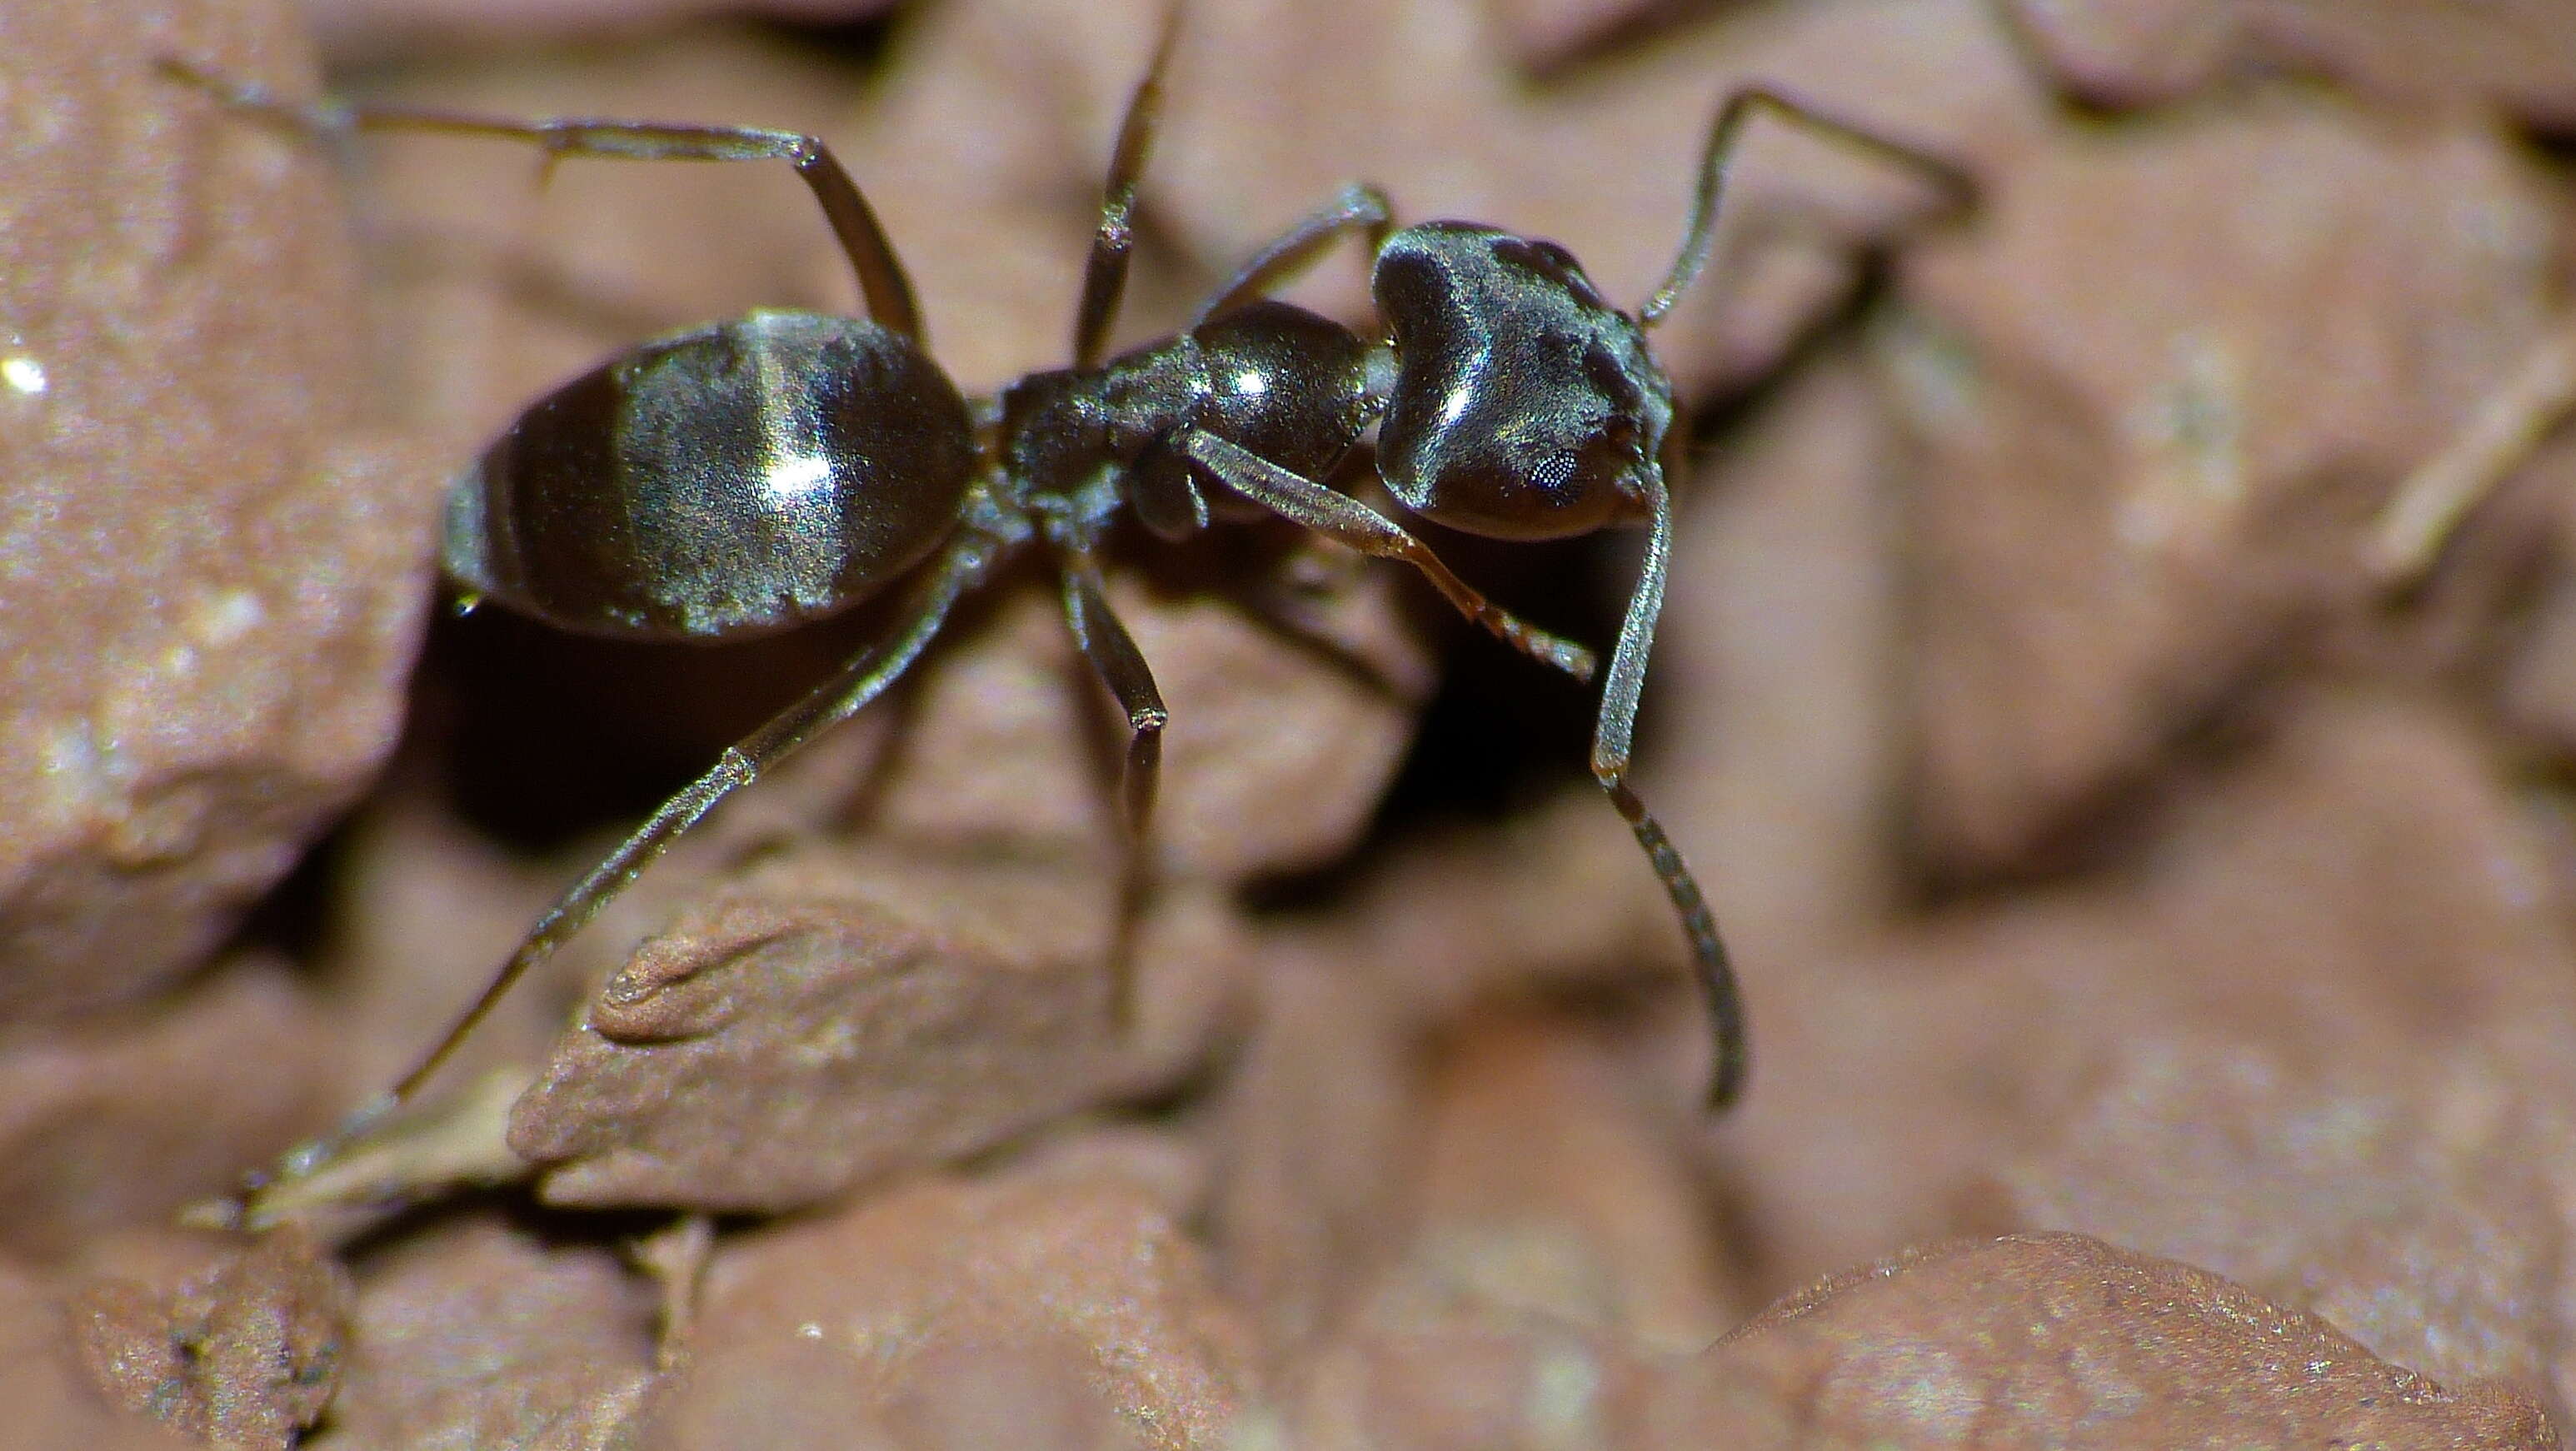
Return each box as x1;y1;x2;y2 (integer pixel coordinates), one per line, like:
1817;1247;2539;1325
228;543;988;1227
162;58;926;342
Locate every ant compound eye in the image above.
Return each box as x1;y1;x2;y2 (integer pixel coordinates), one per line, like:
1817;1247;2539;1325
1529;447;1583;496
1371;223;1675;541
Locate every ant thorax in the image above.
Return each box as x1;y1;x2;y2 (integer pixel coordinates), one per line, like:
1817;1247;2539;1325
1000;298;1377;544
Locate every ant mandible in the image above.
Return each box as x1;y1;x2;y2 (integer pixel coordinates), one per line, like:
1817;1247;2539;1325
175;7;1971;1225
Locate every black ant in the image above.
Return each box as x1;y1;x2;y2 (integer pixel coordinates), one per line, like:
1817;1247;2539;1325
172;9;1970;1225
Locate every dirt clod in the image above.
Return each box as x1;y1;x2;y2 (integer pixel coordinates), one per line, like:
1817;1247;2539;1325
1653;1232;2561;1449
630;1169;1257;1450
72;1226;354;1451
0;0;440;1025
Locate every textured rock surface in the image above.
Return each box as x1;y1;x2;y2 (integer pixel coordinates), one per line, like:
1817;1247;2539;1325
0;963;346;1259
2004;0;2576;125
861;560;1437;881
508;846;1247;1209
307;1214;654;1451
71;1226;355;1451
0;0;441;1021
1883;96;2562;870
1999;1034;2576;1429
630;1169;1257;1449
0;1256;202;1451
1716;691;2576;1295
1646;1233;2560;1448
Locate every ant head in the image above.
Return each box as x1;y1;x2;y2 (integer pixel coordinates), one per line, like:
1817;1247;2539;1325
1370;222;1675;542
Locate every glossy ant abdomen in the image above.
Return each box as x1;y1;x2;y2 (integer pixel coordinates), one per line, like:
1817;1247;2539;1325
170;7;1970;1224
447;310;978;638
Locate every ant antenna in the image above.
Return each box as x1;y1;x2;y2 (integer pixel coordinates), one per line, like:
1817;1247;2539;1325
1620;88;1973;1104
1640;87;1976;328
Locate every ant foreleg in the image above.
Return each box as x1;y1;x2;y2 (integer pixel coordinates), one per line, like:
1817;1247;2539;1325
1639;86;1975;327
1585;468;1743;1107
229;541;991;1227
1175;430;1596;681
1071;0;1186;370
1193;182;1393;328
162;59;924;342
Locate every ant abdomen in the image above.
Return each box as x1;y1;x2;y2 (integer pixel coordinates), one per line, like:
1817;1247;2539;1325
446;308;976;641
1372;222;1670;541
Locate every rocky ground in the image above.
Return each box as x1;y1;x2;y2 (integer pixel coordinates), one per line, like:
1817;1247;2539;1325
7;0;2576;1445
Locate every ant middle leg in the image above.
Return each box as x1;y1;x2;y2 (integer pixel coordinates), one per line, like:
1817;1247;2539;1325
1067;5;1392;357
1071;0;1187;369
1057;547;1170;841
1055;545;1169;1023
1175;430;1598;682
162;59;923;341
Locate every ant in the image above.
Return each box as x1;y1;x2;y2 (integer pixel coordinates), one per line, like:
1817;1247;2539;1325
173;7;1971;1227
